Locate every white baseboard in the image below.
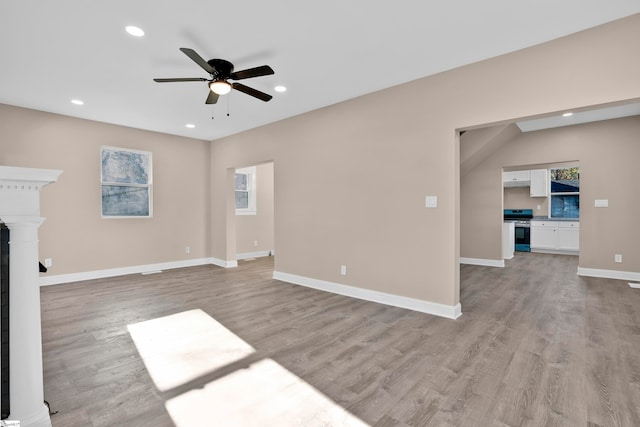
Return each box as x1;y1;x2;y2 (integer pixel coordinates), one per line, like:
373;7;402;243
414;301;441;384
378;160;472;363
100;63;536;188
211;257;238;268
531;249;578;256
577;267;640;282
40;257;236;286
459;257;505;268
236;250;274;260
272;271;462;320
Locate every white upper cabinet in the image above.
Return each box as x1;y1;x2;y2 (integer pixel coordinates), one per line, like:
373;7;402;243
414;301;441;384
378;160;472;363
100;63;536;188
529;169;548;197
503;170;531;187
503;168;549;197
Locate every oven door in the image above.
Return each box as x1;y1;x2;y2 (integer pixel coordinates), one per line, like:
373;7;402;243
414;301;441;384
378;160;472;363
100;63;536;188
514;225;530;252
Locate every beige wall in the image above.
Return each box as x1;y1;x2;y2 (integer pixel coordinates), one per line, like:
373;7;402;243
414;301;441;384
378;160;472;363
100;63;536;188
235;162;275;255
1;15;639;311
504;186;548;214
210;15;640;307
0;105;211;275
461;116;640;273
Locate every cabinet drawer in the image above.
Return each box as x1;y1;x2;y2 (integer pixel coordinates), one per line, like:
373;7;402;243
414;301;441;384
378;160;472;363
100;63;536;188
531;221;555;228
558;222;579;229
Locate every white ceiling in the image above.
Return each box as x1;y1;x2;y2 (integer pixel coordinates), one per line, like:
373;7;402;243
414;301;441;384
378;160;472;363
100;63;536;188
2;1;639;141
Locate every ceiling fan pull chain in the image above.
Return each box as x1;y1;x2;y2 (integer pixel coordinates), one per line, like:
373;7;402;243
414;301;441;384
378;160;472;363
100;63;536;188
227;92;231;117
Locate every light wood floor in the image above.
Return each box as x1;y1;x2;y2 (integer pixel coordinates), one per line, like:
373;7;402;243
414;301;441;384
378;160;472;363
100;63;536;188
40;253;640;426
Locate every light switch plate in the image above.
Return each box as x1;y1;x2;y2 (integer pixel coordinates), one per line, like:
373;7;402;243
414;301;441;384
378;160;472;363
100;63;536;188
425;196;438;208
595;199;608;208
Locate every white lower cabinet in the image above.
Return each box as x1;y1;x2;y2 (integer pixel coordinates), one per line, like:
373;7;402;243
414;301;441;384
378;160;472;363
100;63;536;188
531;221;579;253
531;222;557;250
558;222;580;251
503;222;514;259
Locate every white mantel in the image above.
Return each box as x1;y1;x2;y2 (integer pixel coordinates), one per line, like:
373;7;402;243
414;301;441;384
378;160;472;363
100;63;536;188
0;166;62;427
0;166;63;218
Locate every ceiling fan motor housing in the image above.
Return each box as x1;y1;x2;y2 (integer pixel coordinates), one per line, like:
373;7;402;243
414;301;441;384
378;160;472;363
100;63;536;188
208;59;234;79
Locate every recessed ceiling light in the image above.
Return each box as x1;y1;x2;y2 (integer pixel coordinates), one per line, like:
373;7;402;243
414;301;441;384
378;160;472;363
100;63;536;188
71;99;84;105
125;26;145;37
185;124;195;129
562;112;573;117
274;86;287;93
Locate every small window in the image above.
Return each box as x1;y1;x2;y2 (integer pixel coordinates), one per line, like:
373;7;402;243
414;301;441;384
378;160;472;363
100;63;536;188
235;166;256;215
550;167;579;219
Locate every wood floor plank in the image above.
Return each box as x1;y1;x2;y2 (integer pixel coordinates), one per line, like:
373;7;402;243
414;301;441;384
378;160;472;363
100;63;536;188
39;253;640;426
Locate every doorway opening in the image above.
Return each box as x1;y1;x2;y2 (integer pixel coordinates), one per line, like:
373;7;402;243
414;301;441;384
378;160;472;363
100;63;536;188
233;161;275;267
458;100;640;306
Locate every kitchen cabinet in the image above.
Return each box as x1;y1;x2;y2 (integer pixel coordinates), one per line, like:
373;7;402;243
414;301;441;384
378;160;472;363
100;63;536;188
530;221;579;253
503;221;514;259
531;222;557;250
557;222;579;251
529;169;548;197
503;170;531;187
503;168;549;195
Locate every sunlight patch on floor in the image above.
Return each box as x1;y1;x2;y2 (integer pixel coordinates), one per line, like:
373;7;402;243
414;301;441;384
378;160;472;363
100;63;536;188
127;309;255;391
128;309;368;425
165;358;370;427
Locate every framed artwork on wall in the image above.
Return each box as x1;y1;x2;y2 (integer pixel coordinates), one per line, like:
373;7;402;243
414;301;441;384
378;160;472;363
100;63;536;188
100;146;152;218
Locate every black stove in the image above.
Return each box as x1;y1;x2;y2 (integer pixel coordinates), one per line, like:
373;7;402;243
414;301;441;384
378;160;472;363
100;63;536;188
504;209;533;252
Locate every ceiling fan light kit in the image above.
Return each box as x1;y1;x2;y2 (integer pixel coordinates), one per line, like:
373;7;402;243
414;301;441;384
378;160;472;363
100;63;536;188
209;80;232;95
154;48;274;105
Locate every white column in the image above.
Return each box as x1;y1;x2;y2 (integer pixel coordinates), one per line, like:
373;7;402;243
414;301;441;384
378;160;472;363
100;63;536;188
0;166;62;427
4;217;51;427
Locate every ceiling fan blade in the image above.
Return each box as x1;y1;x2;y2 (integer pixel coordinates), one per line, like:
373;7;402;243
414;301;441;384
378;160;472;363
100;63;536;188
230;65;274;80
232;83;273;102
153;77;207;83
179;48;215;74
206;91;220;104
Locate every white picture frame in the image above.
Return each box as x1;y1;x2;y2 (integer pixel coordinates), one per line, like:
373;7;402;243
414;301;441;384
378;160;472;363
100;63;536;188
100;146;152;218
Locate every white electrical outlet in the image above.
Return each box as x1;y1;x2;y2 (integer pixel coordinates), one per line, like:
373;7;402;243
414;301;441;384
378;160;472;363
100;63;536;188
615;254;622;263
185;246;191;254
340;265;347;276
254;240;258;247
44;258;52;267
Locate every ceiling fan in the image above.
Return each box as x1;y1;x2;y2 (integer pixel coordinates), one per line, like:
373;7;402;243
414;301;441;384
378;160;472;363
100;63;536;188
154;48;275;104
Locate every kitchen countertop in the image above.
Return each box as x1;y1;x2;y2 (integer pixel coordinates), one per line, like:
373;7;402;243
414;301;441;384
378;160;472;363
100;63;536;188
531;217;579;222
